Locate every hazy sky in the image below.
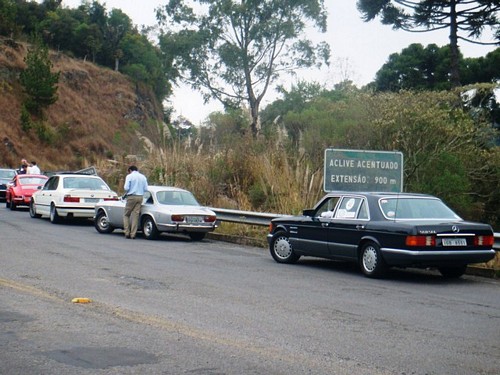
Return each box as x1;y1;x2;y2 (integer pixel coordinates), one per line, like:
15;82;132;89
61;0;496;124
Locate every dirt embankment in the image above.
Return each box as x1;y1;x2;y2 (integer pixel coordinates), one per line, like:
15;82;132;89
0;37;162;171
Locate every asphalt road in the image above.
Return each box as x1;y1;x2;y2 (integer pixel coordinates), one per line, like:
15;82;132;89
1;205;499;375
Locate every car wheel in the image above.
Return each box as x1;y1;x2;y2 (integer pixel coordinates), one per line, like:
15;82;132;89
360;242;387;278
29;200;41;218
438;265;467;279
5;199;8;208
189;232;206;241
269;231;300;264
9;199;16;211
142;216;158;240
50;204;61;224
95;210;115;234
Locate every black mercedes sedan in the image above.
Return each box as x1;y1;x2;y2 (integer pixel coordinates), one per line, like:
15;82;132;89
267;192;495;278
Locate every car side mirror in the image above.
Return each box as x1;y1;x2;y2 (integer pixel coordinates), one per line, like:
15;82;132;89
302;209;315;217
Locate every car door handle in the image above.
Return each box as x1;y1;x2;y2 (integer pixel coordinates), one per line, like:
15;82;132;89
356;224;365;230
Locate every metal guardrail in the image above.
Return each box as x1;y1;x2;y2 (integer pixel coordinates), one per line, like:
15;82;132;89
210;208;286;226
211;208;500;251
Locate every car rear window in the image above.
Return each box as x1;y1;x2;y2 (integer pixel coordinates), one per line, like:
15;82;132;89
19;177;47;185
156;191;199;206
63;177;110;190
379;197;461;220
0;170;16;178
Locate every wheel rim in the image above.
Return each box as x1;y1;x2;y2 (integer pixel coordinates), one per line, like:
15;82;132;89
273;236;292;260
50;206;56;221
362;245;378;272
97;214;109;231
144;219;153;236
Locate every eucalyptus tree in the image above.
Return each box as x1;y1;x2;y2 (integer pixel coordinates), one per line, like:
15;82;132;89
357;0;500;87
156;0;330;137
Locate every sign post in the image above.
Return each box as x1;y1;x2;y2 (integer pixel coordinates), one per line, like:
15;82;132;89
324;149;403;192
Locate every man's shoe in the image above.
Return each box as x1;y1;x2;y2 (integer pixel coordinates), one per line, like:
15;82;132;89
125;235;131;239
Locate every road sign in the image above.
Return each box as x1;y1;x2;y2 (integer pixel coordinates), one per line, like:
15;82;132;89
324;149;403;192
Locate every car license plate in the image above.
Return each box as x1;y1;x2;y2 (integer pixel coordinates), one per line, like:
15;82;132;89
442;238;467;246
85;198;100;203
186;216;203;223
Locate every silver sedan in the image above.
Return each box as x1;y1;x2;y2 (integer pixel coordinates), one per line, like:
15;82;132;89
94;186;217;241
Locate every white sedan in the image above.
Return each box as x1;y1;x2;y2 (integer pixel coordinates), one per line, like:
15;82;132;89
94;186;217;241
30;173;118;223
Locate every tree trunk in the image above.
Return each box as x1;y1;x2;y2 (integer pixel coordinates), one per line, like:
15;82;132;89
449;0;461;88
250;101;261;138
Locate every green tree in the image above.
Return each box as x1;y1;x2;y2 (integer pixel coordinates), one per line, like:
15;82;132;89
120;32;170;100
19;35;60;116
357;0;500;87
0;0;17;37
374;43;452;91
156;0;330;137
103;8;133;71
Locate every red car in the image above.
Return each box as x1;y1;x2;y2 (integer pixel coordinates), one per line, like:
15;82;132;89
6;174;48;210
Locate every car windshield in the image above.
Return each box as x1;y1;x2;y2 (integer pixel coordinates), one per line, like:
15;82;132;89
155;190;199;206
0;170;16;178
63;177;110;190
19;177;47;185
379;197;461;220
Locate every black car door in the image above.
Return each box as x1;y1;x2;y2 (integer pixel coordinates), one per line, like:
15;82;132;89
290;196;341;257
326;196;369;260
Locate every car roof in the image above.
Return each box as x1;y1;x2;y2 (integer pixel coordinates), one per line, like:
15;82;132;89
148;185;190;193
51;173;103;178
323;191;436;199
17;174;47;178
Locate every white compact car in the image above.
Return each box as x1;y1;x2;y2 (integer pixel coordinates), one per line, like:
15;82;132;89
94;186;217;241
30;173;118;223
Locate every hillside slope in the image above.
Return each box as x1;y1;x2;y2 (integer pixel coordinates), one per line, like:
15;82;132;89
0;37;163;171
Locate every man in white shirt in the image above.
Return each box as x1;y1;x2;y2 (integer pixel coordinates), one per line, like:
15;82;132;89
123;165;148;239
28;161;41;174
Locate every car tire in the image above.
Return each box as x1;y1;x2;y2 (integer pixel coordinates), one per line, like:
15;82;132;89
189;232;206;241
50;204;61;224
29;200;41;218
438;265;467;279
5;199;9;208
9;199;16;211
269;231;300;264
142;216;158;240
360;242;387;278
95;210;115;234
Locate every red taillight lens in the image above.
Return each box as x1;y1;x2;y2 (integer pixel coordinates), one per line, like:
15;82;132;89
204;215;216;223
474;235;494;246
171;214;184;222
64;195;80;203
104;196;119;201
405;235;436;247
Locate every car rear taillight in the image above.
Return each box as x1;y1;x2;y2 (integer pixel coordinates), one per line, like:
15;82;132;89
171;214;184;222
405;235;436;247
64;195;80;203
204;215;216;223
474;235;494;246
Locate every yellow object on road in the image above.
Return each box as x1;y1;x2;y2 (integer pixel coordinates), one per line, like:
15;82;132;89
72;297;92;303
